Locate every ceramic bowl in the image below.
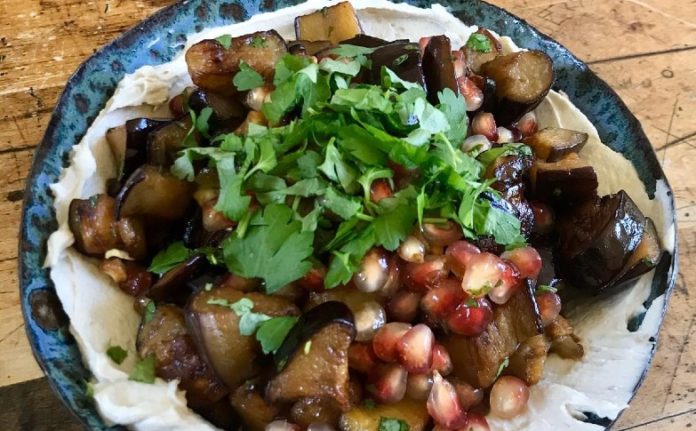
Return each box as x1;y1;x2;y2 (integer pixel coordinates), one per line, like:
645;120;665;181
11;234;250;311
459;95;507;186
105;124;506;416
19;0;678;429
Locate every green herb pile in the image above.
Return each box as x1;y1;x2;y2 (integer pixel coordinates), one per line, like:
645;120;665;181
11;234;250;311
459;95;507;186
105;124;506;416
165;44;526;293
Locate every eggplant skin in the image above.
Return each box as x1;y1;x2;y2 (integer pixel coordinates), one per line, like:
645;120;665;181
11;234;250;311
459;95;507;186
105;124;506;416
422;35;458;104
69;194;121;256
558;190;646;292
370;42;425;89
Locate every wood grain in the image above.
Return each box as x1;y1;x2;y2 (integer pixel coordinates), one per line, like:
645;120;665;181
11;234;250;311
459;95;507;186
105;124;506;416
0;0;693;429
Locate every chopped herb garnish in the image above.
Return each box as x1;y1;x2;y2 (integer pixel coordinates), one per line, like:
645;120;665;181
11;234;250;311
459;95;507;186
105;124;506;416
256;316;299;355
393;54;409;66
106;345;128;365
466;32;492;53
303;340;312;355
363;398;377;410
85;381;95;398
129;355;156;384
250;35;267;48
378;417;410;431
495;356;510;379
216;34;232;49
144;300;156;323
233;60;265;91
537;284;558;293
148;241;191;274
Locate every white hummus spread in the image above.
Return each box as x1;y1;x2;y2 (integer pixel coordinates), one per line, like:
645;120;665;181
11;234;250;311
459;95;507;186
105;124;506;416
45;1;675;429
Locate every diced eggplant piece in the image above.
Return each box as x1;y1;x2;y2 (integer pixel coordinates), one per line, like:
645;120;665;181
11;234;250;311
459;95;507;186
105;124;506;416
295;2;362;45
524;127;589;162
422;35;458;104
485;155;533;186
115;217;148;260
147;118;194;167
195;398;240;430
530;153;598;204
480;51;554;125
290;397;343;428
230;381;280;431
464;28;503;74
69;194;121;256
341;34;394;48
442;284;542;388
187;89;246;126
137;304;228;408
267;302;356;408
545;315;584;360
186;31;287;95
498;183;535;238
106;118;171;182
115;165;194;221
505;334;549;385
306;284;380;313
370;42;425;89
557;190;646;292
339;398;429;431
100;258;152;297
187;286;299;390
288;40;335;56
147;254;208;304
617;217;661;283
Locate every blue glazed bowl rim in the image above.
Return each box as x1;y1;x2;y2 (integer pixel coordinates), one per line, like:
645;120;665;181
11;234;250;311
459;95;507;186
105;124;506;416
19;0;678;429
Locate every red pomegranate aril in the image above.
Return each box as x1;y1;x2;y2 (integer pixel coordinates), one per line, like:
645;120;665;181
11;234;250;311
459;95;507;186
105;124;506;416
452;50;466;78
446;240;481;278
387;291;422;323
537;291;562;326
427;372;467;429
397;324;435;373
461;134;492;155
454;381;485;410
502;246;543;280
370;179;393;203
465;413;491;431
446;298;493;336
457;75;483;111
421;278;465;322
471;112;498;142
373;322;412;362
266;420;301;431
379;256;402;297
461;252;508;297
296;263;327;292
489;376;530;419
431;344;453;376
421;220;463;247
369;363;408;404
406;373;434;400
353;248;389;293
488;262;521;305
354;301;386;342
403;257;448;292
348;343;378;374
398;235;427;263
530;201;555;235
496;126;515;144
515;112;538;137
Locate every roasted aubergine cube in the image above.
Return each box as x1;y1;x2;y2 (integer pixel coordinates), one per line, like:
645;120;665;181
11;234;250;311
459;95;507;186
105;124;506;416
529;153;598;205
115;165;194;221
524;127;588;162
370;42;425;89
422;35;458;104
295;2;363;44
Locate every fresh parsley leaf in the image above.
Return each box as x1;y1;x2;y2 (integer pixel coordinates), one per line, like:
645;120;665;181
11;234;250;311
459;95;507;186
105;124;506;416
256;316;299;354
216;34;232;49
437;88;468;145
325;227;376;288
195;107;214;138
393;54;409;66
223;204;314;293
372;193;417;251
148;242;191;274
381;67;421;91
214;156;251;222
357;167;393;206
324;187;362;220
537;284;558;293
472;198;526;248
233;61;264;91
477;143;532;166
378;417;410;431
495;356;510;379
129;355;156;384
319;57;362;77
144;300;156;323
106;345;128;365
318;139;359;193
467;33;492;53
250;35;267;48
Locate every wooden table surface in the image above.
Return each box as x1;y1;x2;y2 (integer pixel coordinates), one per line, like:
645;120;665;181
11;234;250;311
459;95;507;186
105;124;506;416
0;0;694;429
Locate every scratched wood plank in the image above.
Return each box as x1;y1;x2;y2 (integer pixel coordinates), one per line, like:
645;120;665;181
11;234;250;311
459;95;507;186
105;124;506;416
0;0;693;430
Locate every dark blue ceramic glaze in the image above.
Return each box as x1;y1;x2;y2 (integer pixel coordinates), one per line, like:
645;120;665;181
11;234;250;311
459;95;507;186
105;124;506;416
19;0;678;429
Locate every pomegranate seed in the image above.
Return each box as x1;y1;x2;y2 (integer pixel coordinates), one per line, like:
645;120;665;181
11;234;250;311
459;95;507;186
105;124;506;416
536;291;562;326
296;263;327;292
487;262;521;305
454;381;485;410
354;301;386;342
508;126;523;142
530;201;555;235
446;297;493;336
403;257;448;293
465;413;491;431
265;420;300;431
461;252;508;297
370;179;393;203
406;373;433;400
461;134;492;155
348;343;378;374
387;291;422;323
373;322;412;362
246;86;271;111
457;75;483;111
471;112;498;142
398;235;427;263
489;376;530;419
427;372;467;428
420;278;465;322
353;248;389;293
421;220;463;247
446;241;481;278
369;363;408;404
515;112;538;137
380;255;402;298
496;126;515;144
502;246;543;280
431;344;453;376
452;50;466;78
397;324;435;373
